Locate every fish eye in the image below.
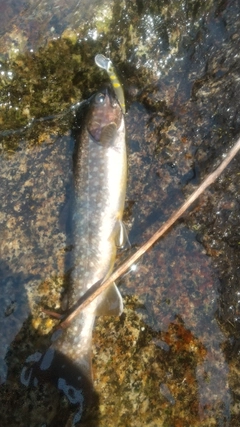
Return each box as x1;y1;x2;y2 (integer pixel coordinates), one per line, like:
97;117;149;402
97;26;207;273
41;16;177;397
95;93;105;104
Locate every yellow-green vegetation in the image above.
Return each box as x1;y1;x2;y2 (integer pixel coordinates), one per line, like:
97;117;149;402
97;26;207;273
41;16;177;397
29;274;67;335
0;0;216;154
0;38;83;130
0;0;215;125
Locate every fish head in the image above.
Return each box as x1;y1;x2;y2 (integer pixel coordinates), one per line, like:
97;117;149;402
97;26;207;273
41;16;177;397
87;86;123;146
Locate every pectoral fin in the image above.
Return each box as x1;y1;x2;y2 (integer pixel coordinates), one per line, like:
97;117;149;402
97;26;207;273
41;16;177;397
96;283;123;316
115;220;130;249
99;123;117;146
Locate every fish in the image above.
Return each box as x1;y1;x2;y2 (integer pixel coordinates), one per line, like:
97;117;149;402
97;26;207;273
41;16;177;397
52;84;127;378
21;84;127;423
20;56;127;424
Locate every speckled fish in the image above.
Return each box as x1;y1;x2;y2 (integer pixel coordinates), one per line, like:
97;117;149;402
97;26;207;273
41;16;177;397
51;85;127;378
21;63;126;423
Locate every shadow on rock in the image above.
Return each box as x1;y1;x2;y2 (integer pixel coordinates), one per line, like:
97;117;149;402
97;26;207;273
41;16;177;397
1;316;100;427
21;347;100;427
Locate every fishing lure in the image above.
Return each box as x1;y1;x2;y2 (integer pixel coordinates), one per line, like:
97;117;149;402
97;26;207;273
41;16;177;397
95;54;126;114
